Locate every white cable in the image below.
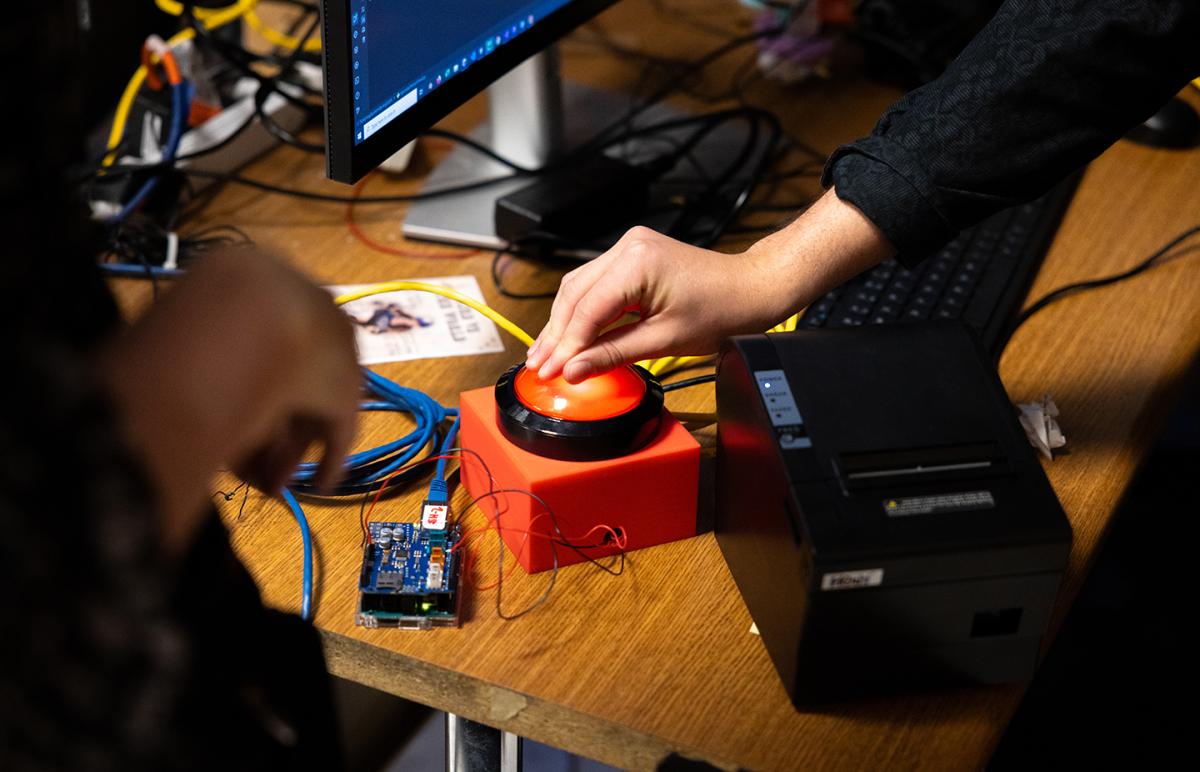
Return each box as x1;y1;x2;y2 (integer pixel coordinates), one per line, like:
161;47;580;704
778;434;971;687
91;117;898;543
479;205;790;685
163;231;180;271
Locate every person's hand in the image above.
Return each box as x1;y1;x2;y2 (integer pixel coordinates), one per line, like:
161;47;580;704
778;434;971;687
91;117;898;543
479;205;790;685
222;257;361;495
525;189;895;383
101;247;361;554
525;227;799;382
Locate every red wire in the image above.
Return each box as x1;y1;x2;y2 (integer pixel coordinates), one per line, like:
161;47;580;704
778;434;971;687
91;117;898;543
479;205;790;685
361;450;500;539
345;171;480;259
359;450;627;591
452;506;628;590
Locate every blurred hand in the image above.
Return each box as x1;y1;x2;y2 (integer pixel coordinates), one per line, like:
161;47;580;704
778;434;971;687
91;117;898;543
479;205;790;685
101;247;360;554
526;189;895;383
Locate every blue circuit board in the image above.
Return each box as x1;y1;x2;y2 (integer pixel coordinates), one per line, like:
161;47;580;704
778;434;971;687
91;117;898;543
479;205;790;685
357;521;462;629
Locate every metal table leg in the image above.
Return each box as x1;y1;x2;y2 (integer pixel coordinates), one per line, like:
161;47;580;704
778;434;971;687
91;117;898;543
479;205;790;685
446;712;522;772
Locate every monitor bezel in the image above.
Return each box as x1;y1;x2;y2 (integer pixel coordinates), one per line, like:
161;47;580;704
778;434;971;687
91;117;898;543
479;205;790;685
320;0;621;184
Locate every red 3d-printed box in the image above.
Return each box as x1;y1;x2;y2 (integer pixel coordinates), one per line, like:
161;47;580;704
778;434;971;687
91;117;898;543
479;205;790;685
458;386;700;573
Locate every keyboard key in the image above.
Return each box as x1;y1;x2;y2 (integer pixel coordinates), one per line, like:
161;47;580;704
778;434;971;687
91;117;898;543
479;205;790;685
870;264;895;281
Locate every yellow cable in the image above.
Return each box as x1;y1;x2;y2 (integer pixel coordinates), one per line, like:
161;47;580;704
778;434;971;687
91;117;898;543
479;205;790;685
154;0;258;28
642;312;800;377
102;66;151;167
245;9;323;52
156;1;321;51
332;282;535;347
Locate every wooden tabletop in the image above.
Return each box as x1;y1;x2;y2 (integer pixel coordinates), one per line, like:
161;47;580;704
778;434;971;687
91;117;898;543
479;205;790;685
109;2;1200;769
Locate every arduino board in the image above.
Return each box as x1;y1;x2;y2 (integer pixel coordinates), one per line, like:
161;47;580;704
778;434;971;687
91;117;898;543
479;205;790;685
357;520;463;629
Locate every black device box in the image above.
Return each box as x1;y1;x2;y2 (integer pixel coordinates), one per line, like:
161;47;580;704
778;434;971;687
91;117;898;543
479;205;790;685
493;154;650;246
714;323;1072;705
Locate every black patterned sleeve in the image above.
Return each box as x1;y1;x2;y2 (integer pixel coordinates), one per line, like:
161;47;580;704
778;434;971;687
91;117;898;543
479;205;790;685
822;0;1200;260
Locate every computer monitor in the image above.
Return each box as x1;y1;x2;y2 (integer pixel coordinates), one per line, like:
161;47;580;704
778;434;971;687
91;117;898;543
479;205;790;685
321;1;617;183
321;0;767;253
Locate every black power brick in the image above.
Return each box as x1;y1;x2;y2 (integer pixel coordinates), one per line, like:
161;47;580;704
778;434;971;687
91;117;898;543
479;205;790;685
493;154;652;246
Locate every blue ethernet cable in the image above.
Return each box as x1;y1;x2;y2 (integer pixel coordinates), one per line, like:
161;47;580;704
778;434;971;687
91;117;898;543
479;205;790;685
427;416;460;503
280;486;313;622
280;371;459;619
110;79;192;225
289;369;457;495
98;262;185;278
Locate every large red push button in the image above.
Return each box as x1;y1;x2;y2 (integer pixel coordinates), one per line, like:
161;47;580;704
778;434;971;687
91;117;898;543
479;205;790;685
513;366;647;421
495;364;664;461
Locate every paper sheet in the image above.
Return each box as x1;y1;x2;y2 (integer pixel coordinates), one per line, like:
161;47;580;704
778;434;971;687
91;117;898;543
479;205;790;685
1017;395;1067;460
329;276;506;366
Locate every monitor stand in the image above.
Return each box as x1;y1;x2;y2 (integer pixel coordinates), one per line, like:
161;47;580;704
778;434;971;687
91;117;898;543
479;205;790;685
403;47;766;258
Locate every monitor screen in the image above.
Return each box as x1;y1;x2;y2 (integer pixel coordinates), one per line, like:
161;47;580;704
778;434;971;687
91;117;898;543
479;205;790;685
322;0;619;182
350;1;572;144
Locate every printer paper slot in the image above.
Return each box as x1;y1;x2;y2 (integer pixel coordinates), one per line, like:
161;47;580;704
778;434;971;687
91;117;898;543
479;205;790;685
838;443;1004;490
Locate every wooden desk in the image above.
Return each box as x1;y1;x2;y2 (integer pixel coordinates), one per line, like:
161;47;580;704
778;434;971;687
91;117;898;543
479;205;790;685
110;2;1200;769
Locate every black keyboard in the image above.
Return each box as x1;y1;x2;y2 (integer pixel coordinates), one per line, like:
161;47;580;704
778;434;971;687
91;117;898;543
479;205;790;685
800;177;1080;354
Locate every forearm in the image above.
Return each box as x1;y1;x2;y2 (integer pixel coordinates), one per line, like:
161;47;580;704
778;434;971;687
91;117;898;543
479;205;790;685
747;188;895;318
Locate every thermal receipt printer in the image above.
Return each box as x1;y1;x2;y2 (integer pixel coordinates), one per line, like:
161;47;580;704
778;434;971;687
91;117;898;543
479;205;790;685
714;322;1072;705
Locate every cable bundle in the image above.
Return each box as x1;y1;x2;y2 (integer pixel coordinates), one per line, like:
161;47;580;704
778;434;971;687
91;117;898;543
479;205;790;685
289;369;457;497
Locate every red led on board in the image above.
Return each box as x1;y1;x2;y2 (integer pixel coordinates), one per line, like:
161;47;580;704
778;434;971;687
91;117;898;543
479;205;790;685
513;366;647;421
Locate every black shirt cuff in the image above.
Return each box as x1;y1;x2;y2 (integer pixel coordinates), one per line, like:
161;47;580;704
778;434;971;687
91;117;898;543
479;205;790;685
822;137;958;267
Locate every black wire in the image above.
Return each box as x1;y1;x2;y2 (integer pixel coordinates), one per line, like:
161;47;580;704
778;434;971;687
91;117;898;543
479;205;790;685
686;110;784;246
463;488;560;621
582;23;792;155
490;251;561;299
175;168;522;202
255;87;325;153
293;427;446;499
662;373;717;392
93;12;794;257
1001;224;1200;349
354;446;490;545
103;215;254;277
112;108;777;206
251;10;326;154
421;128;540;174
647;0;751;41
416;445;627;620
214;481;251;521
463;486;625;620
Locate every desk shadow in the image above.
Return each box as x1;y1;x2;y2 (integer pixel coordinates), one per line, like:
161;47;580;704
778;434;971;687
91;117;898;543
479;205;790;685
1003;357;1198;452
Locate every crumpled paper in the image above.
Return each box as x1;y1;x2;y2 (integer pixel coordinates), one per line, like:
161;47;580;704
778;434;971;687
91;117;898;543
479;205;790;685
1017;395;1066;460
